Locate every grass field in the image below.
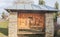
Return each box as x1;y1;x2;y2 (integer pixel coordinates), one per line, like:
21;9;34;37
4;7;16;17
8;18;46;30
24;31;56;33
0;20;8;37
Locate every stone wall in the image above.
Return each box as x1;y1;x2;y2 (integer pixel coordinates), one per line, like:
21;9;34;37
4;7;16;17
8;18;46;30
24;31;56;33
9;12;17;37
45;13;54;37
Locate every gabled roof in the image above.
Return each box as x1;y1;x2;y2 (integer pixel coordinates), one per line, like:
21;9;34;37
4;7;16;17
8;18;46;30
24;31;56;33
5;4;58;11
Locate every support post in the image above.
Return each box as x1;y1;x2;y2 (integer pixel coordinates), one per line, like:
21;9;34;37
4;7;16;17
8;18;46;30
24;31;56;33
45;13;54;37
9;12;17;37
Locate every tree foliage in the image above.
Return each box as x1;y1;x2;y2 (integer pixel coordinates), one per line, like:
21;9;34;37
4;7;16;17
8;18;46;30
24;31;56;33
39;0;45;5
1;12;6;19
54;1;59;22
55;1;59;9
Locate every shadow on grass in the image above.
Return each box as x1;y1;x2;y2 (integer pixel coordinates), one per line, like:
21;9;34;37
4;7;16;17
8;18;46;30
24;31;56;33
0;28;8;36
18;34;45;37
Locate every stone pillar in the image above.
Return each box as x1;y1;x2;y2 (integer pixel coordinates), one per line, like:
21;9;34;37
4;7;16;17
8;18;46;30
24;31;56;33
45;13;54;37
9;12;17;37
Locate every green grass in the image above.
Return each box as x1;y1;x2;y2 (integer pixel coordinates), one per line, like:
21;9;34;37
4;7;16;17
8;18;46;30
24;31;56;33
0;20;8;28
0;20;8;37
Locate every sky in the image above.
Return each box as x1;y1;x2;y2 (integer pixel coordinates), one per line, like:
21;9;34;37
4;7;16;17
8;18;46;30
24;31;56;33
0;0;60;18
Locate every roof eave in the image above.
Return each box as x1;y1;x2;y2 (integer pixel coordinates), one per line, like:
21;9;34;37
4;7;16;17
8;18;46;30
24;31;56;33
5;9;58;12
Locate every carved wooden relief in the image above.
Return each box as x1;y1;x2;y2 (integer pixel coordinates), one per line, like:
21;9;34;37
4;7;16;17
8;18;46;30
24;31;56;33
18;12;45;32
